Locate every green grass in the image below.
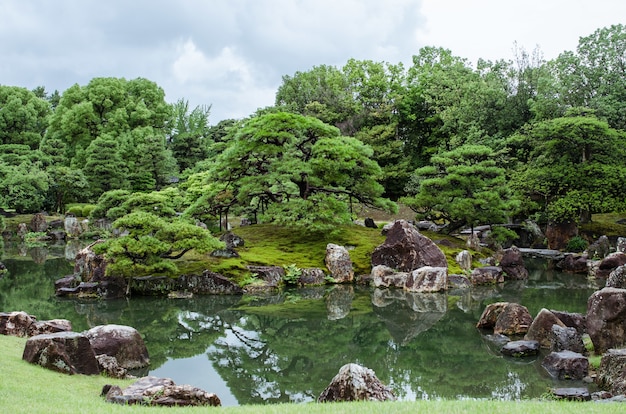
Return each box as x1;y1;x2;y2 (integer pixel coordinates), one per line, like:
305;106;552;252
1;334;623;414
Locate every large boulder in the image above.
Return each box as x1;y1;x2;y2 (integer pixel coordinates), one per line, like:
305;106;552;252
476;302;509;330
0;311;36;337
525;308;566;348
28;319;73;336
470;266;504;285
551;310;586;335
103;376;221;406
593;252;626;279
371;220;447;272
371;265;408;289
606;265;626;289
494;303;533;336
29;212;48;233
550;324;586;354
85;325;149;369
596;348;626;395
325;244;354;283
500;246;529;280
542;351;589;380
318;363;396;402
586;287;626;354
546;222;578;251
22;331;100;375
557;253;589;274
404;266;447;293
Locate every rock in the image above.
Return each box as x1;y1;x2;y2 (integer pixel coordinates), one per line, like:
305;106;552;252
325;285;354;321
97;355;129;379
586;287;626;354
371;265;408;288
546;222;578;251
325;244;354;283
104;376;221;406
22;331;100;375
550;310;586;335
587;235;611;260
617;237;626;253
494;303;533;336
594;252;626;279
64;215;83;237
448;274;471;288
596;348;626;395
551;388;591;401
364;217;377;229
219;231;244;248
29;212;48;232
73;240;109;282
210;248;240;258
298;268;326;286
131;271;243;296
524;308;566;348
470;266;504;285
500;246;529;280
247;266;285;287
455;250;472;271
371;220;447;272
542;350;589;380
550;324;586;354
16;222;28;239
557;253;589;273
318;363;396;402
501;340;540;357
28;319;73;336
85;325;150;369
0;311;36;337
404;266;447;293
476;302;509;330
607;265;626;289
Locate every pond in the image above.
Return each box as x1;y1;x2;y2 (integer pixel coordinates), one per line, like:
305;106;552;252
0;246;600;406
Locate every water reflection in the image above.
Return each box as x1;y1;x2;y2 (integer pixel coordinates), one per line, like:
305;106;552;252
0;256;598;406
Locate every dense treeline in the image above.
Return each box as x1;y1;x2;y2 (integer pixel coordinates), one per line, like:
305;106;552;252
1;25;626;252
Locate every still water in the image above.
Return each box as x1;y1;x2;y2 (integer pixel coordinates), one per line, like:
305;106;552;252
0;246;599;406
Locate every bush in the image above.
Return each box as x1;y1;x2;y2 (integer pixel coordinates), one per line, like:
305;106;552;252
65;205;83;216
81;204;97;218
566;236;588;253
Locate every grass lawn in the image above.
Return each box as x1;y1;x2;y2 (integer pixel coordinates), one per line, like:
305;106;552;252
1;334;624;414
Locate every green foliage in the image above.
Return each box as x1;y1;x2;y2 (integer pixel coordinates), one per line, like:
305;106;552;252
282;263;303;286
0;163;50;213
89;189;132;219
0;85;51;149
486;226;519;249
566;236;588;253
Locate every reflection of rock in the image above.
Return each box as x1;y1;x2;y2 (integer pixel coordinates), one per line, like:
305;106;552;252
325;285;354;320
371;288;446;344
104;376;221;406
29;246;48;264
318;363;395;402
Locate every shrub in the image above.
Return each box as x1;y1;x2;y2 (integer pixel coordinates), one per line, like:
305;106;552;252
65;205;83;217
283;263;303;286
566;236;588;253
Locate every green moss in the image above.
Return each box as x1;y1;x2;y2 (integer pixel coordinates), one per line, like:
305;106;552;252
580;213;626;240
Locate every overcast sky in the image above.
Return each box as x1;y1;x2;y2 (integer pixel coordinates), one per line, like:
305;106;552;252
1;0;624;123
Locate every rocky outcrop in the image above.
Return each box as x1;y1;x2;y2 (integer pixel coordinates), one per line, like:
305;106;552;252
371;220;447;272
318;363;395;402
85;325;149;370
103;376;221;406
22;331;100;375
500;246;529;280
586;287;626;353
525;308;567;348
494;303;533;336
325;244;354;283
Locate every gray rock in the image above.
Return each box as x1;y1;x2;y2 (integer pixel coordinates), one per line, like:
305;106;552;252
525;308;566;348
405;266;447;293
542;350;589;380
371;265;408;288
455;250;472;271
470;266;504;285
325;244;354;283
596;348;626;396
586;287;626;354
501;340;540;357
550;324;586;354
318;363;395;402
607;265;626;289
23;331;100;375
551;387;591;401
85;325;149;370
104;376;221;406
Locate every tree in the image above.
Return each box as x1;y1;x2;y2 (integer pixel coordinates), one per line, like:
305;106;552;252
0;86;50;149
46;166;89;213
402;144;517;234
0;163;50;213
194;112;395;234
167;99;211;172
509;108;626;223
93;211;223;280
82;134;129;196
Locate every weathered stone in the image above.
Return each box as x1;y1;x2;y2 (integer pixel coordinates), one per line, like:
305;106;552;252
29;212;48;233
64;215;83;237
298;268;326;286
371;220;447;272
494;303;533;336
588;235;611;260
448;274;471;288
542;350;589;380
551;310;586;335
500;246;529;280
132;271;243;296
0;311;36;337
247;266;285;287
28;319;73;336
594;252;626;279
325;244;354;283
404;266;447;293
557;253;589;274
551;388;591;401
219;231;244;248
371;265;408;288
73;240;108;282
470;266;504;285
607;265;626;289
22;331;100;375
97;355;129;379
210;248;240;258
16;222;28;239
476;302;509;329
618;237;626;254
85;325;149;369
501;340;540;357
546;222;578;251
455;250;472;271
596;348;626;395
550;324;586;354
104;376;221;406
587;287;626;354
318;363;396;402
364;217;377;229
525;308;566;348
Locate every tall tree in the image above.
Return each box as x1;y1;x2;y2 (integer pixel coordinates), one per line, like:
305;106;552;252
0;86;50;149
167;99;211;172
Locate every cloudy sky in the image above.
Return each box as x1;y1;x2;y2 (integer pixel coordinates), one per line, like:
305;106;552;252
1;0;624;123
